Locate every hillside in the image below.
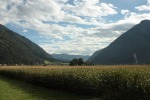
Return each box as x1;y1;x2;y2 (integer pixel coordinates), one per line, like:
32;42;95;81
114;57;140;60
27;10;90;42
52;53;90;61
88;49;104;62
91;20;150;64
0;24;56;65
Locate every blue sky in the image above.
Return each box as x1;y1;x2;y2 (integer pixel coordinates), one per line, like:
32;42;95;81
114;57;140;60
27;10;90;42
0;0;150;55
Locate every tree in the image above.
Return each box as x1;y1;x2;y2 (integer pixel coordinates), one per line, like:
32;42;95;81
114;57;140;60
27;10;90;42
85;61;94;66
78;58;84;65
70;58;94;66
70;60;75;66
70;58;79;66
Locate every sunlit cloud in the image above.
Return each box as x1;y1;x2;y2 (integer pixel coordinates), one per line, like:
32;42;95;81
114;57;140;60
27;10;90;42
0;0;150;55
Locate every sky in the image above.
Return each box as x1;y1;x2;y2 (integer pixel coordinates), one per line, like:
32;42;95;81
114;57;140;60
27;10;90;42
0;0;150;55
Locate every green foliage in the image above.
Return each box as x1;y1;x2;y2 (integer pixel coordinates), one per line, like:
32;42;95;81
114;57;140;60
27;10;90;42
78;58;84;65
84;61;94;66
0;65;150;100
0;76;91;100
70;58;93;66
70;58;79;66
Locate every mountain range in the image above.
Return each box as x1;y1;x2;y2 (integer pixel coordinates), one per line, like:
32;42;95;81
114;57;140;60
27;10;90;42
89;20;150;65
52;53;90;61
1;20;150;65
0;24;56;65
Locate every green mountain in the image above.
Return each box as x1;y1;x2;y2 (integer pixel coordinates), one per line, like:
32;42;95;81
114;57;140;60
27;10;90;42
0;24;56;65
90;20;150;65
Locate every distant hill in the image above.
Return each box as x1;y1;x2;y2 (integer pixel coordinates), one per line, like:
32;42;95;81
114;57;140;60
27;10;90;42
0;24;57;65
90;20;150;65
52;53;90;61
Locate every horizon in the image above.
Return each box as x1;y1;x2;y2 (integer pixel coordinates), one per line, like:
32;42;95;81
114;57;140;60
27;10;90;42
0;0;150;55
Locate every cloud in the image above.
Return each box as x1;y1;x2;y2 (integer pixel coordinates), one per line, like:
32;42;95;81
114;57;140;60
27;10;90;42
148;0;150;5
0;0;150;55
39;36;110;55
23;29;28;33
121;10;130;15
0;0;62;24
135;0;150;11
135;5;150;11
64;1;117;17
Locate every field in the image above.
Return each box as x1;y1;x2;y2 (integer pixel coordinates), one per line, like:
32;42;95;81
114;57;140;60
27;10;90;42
0;65;150;100
0;76;95;100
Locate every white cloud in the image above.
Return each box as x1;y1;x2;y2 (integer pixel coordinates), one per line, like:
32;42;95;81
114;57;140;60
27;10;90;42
135;5;150;11
0;0;150;55
148;0;150;5
121;10;130;15
17;0;62;20
23;29;28;33
64;2;117;17
39;36;111;55
135;0;150;11
0;0;63;24
59;14;87;24
0;1;7;10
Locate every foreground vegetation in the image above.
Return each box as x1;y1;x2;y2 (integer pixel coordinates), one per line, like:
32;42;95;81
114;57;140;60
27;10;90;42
0;76;96;100
0;65;150;100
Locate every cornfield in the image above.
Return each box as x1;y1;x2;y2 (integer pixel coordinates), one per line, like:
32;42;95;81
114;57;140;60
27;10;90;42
0;65;150;100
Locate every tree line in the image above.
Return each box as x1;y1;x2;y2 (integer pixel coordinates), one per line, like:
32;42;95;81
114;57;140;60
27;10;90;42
70;58;94;66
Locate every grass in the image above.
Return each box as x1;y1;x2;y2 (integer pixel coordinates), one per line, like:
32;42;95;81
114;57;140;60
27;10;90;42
0;76;99;100
0;65;150;100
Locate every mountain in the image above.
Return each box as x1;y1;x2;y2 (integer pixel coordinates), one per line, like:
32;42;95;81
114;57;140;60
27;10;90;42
52;53;90;61
88;49;104;62
0;24;56;65
90;20;150;65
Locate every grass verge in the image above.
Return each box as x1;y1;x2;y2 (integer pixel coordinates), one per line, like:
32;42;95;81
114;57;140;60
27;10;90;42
0;76;99;100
